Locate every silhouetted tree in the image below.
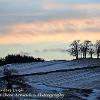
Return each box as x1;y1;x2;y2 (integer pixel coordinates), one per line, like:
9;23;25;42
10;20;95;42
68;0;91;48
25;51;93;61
0;59;2;66
0;54;44;66
69;40;80;59
0;58;5;66
80;40;91;58
88;43;94;58
95;40;100;58
2;54;44;65
0;67;25;89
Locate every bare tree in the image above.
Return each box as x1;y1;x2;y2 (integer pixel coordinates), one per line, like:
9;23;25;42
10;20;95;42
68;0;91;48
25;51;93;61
80;40;91;58
0;67;25;89
88;43;94;58
69;40;80;59
95;40;100;58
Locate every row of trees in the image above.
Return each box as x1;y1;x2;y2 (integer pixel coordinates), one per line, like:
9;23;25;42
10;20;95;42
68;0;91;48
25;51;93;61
0;54;44;66
69;40;100;59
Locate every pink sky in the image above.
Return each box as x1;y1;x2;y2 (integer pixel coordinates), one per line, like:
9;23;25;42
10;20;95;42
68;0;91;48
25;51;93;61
0;0;100;59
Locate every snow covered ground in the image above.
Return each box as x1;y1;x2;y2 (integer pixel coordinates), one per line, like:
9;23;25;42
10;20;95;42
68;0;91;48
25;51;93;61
0;59;100;99
26;65;100;99
27;67;100;89
0;58;100;75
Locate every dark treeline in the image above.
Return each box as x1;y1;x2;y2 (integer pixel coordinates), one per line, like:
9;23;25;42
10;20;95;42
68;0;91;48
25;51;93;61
0;54;44;66
69;40;100;59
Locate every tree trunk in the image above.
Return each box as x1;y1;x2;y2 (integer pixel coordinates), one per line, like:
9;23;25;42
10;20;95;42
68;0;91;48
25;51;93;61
97;53;99;58
84;52;87;58
76;52;78;59
90;53;92;58
76;55;78;59
83;52;85;58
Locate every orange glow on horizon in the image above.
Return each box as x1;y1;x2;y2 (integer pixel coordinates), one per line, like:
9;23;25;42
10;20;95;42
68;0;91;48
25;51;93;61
0;19;100;44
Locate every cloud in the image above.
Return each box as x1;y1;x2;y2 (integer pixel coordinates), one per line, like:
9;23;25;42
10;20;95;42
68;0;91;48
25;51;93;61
82;27;100;33
42;48;67;53
0;0;100;38
43;3;100;11
0;1;100;26
0;18;100;44
19;51;30;56
0;0;100;44
33;48;67;53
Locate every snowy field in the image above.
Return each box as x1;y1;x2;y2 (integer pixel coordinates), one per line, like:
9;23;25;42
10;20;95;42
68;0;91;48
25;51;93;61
0;59;100;99
26;66;100;100
0;59;100;75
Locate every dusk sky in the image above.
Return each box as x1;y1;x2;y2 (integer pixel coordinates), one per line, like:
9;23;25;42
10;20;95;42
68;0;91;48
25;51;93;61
0;0;100;60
